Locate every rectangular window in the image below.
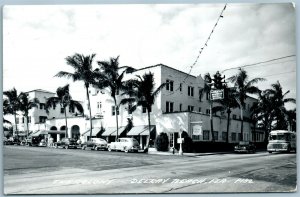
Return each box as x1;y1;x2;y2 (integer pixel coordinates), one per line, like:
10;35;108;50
192;135;200;140
170;133;174;147
128;104;132;114
166;101;174;113
213;131;218;141
206;109;210;114
112;106;115;116
206;92;210;100
233;114;237;119
166;80;174;91
232;133;236;141
142;106;147;113
203;130;210;140
40;103;45;110
16;118;19;124
28;116;31;123
179;83;182;91
60;107;65;114
39;116;47;123
238;133;242;141
188;105;194;112
188;86;194;96
199;107;201;113
22;117;25;123
179;104;182;111
97;102;102;110
222;132;227;141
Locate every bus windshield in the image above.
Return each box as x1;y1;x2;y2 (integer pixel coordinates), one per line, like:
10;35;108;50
269;134;291;141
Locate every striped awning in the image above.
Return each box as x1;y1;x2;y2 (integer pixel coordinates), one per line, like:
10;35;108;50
110;127;126;136
82;127;101;137
127;125;155;136
126;126;146;136
101;127;126;136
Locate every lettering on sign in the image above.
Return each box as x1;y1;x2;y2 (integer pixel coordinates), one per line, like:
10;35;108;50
210;89;224;100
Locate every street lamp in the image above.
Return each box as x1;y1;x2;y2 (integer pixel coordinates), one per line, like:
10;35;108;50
178;124;184;155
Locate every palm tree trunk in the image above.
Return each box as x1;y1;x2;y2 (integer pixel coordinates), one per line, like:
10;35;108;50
240;107;244;141
14;112;18;139
226;109;231;143
114;97;119;141
86;86;93;140
145;109;151;149
64;108;68;138
253;122;256;142
210;101;215;142
26;114;29;138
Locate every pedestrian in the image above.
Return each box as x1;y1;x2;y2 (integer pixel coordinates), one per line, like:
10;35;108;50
48;137;54;148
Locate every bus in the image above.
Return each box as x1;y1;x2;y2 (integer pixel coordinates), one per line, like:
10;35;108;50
267;130;296;153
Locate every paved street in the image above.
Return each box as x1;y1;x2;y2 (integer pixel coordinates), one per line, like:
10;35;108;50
3;145;297;194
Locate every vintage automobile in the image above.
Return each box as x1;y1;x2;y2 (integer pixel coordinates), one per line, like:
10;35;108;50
107;138;140;153
55;138;78;149
234;141;256;153
81;138;108;151
267;130;296;153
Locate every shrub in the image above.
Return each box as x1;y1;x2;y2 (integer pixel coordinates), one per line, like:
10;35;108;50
182;131;194;153
155;132;169;151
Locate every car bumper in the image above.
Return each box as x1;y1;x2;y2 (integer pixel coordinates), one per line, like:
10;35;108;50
267;148;288;152
234;149;251;153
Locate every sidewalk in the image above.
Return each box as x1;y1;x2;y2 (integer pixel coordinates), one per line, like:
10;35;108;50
147;148;233;157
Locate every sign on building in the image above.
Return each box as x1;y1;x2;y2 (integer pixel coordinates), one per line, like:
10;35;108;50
192;125;203;135
210;89;224;100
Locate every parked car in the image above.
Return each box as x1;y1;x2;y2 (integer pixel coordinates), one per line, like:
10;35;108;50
81;138;108;151
55;138;78;149
108;138;140;153
234;141;256;153
3;137;14;145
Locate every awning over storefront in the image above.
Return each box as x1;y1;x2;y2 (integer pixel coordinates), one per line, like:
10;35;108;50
47;130;66;134
101;127;126;136
31;130;48;136
110;127;126;137
126;125;155;136
126;126;146;136
139;125;155;136
82;127;102;137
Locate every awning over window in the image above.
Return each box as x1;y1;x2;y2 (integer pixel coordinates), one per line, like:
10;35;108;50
47;130;66;134
82;127;102;137
101;126;126;136
127;125;155;136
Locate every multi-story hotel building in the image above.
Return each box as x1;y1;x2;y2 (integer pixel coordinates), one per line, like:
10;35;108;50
9;64;265;149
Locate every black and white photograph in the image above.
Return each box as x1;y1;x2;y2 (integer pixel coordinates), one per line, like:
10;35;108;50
2;2;297;194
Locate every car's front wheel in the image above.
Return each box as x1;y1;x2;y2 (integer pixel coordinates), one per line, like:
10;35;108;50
82;145;86;150
108;146;112;152
65;145;69;149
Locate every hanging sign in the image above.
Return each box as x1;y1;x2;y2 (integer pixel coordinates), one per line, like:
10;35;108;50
210;89;224;100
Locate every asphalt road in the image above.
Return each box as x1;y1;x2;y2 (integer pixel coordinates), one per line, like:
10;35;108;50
3;145;297;194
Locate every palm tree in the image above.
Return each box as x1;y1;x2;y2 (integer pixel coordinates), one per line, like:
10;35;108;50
121;72;166;148
228;69;265;141
266;81;296;130
3;88;21;139
199;73;215;142
95;56;127;140
18;92;39;138
213;87;239;143
45;84;83;138
285;109;296;131
55;53;96;139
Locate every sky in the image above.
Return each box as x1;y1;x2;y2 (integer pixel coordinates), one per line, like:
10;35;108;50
3;3;296;109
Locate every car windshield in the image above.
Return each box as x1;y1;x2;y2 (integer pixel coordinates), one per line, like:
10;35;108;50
270;134;291;141
132;139;139;145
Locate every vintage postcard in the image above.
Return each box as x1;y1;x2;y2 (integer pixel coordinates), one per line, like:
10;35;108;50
2;3;296;194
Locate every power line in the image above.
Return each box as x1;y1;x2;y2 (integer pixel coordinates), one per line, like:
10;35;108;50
165;4;227;96
258;70;296;78
221;55;296;73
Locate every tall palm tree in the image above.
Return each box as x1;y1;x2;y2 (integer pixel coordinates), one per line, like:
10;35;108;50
199;73;215;142
19;92;39;138
285;109;296;131
55;53;96;139
213;87;239;143
95;56;127;140
3;88;21;139
121;72;166;149
45;84;83;138
266;81;296;130
228;69;265;141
